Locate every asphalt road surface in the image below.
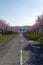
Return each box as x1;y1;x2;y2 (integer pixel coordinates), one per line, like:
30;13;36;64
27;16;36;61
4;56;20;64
0;34;42;65
0;34;32;65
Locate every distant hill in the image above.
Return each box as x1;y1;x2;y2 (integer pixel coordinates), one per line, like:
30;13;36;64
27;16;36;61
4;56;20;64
12;26;29;31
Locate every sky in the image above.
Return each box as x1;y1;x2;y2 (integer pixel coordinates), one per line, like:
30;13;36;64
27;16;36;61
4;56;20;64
0;0;43;26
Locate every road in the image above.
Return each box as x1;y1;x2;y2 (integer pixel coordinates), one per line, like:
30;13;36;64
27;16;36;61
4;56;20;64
0;34;32;65
0;34;42;65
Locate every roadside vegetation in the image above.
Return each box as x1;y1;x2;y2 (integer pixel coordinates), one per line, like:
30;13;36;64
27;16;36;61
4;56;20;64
0;33;19;46
0;20;19;46
23;14;43;44
23;32;43;44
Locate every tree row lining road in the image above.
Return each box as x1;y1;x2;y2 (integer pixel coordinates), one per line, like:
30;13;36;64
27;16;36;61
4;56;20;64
0;34;34;65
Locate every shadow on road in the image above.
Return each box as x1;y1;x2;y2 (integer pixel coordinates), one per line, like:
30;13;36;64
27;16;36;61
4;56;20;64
23;44;43;65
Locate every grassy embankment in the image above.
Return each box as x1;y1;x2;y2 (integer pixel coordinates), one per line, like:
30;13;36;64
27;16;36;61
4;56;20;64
23;32;43;44
0;33;19;46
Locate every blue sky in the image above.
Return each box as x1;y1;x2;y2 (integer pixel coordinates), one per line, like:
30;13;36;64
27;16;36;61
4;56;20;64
0;0;43;26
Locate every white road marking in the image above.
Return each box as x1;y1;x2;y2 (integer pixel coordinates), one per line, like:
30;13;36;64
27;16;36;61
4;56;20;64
20;49;22;65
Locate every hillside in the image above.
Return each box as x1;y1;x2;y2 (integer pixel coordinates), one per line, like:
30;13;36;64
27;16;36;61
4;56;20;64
12;26;29;31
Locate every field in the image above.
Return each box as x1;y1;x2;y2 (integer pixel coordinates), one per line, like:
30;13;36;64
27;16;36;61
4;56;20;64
23;32;43;44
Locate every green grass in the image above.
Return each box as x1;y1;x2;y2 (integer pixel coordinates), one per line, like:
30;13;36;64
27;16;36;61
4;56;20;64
0;33;19;46
23;32;43;44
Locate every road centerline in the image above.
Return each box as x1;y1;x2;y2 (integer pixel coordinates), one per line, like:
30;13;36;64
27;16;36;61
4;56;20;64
20;49;22;65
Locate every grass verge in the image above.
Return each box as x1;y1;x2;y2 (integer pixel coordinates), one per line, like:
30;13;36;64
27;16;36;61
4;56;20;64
0;33;19;46
23;32;43;44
